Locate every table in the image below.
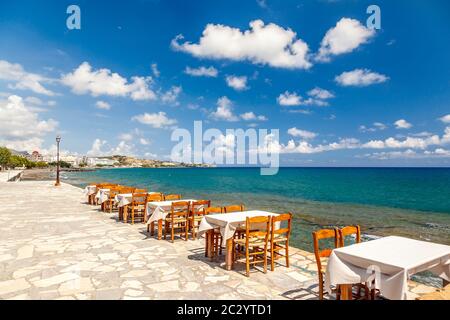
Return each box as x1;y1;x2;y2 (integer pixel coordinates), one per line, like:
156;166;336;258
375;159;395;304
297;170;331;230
198;210;279;270
325;236;450;300
84;185;97;196
115;192;158;208
84;185;97;204
95;188;110;205
146;199;198;240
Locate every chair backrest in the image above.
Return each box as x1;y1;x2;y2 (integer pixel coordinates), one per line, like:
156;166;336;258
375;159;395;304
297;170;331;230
119;187;136;194
109;187;122;198
270;213;292;242
134;188;147;193
165;194;181;201
146;193;164;202
224;204;245;213
338;225;361;247
245;216;271;242
191;200;211;216
312;228;339;272
170;201;190;218
131;193;148;206
204;207;222;214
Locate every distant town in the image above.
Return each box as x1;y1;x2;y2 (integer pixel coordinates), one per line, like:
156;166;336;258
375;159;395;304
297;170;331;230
0;147;213;170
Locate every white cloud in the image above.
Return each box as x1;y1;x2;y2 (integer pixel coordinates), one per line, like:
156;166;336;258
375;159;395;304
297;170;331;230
132;111;177;129
0;95;58;151
139;138;150;145
0;60;55;96
226;75;248;91
439;114;450;124
335;69;389;87
359;122;387;132
394;119;412;129
61;62;157;101
184;66;218;77
151;63;160;77
287;127;317;140
210;96;239;121
278;89;333;107
256;0;267;8
171;20;312;69
240;111;267;121
87;138;135;157
161;86;182;105
316;18;375;62
277;91;302;106
307;87;334;100
95;101;111;110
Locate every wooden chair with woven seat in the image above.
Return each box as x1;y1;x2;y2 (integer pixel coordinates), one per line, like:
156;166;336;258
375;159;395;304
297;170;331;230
164;201;190;243
269;213;292;271
103;186;122;213
125;193;148;224
224;204;246;251
312;228;340;300
190;200;211;239
233;216;271;277
338;225;375;300
145;193;164;233
116;187;136;221
164;194;181;201
203;207;223;258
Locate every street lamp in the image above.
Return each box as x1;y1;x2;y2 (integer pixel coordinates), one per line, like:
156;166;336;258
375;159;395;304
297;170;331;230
55;135;61;186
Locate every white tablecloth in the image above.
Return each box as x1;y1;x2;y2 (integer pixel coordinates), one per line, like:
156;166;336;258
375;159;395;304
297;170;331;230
198;210;279;241
325;236;450;300
84;185;97;196
114;192;158;208
146;199;197;224
95;188;110;204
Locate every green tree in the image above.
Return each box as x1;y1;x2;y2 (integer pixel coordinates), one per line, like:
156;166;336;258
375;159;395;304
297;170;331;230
0;147;12;169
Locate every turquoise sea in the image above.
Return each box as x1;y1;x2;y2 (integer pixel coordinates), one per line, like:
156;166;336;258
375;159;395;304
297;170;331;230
65;167;450;253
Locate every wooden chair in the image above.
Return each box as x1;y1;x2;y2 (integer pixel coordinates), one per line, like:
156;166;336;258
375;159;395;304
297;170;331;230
190;200;211;239
270;213;292;271
145;193;164;232
164;201;190;243
164;194;181;201
117;187;135;220
224;204;246;247
203;207;223;258
147;193;164;202
312;228;339;300
126;193;148;224
233;216;271;277
223;204;245;213
104;187;122;213
338;225;361;247
338;225;375;300
134;188;147;193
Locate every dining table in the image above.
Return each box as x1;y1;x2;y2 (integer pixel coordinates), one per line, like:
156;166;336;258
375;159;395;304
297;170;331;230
324;236;450;300
116;192;158;222
146;199;198;240
198;210;279;271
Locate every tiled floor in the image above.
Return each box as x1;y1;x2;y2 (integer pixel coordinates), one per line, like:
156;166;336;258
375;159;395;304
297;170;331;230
0;181;436;300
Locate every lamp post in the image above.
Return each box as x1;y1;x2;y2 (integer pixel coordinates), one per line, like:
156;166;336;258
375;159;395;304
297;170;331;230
55;135;61;186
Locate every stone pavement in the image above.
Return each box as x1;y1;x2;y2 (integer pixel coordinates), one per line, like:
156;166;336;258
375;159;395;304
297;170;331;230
0;181;436;300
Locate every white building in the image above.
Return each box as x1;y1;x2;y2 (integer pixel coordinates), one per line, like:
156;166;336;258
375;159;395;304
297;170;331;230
87;157;117;167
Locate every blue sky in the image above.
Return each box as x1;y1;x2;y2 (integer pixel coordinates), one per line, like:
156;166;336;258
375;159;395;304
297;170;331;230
0;0;449;166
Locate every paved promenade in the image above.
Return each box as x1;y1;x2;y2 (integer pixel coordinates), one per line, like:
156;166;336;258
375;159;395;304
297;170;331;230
0;181;436;300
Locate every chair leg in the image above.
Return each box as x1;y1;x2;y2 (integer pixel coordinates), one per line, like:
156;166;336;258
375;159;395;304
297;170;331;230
285;242;290;268
245;246;250;277
263;246;268;274
319;274;324;300
171;224;175;243
270;243;275;271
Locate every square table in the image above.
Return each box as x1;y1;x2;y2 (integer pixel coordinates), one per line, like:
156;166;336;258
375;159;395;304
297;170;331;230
146;199;198;240
95;188;110;205
198;210;279;270
84;185;97;204
325;236;450;300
